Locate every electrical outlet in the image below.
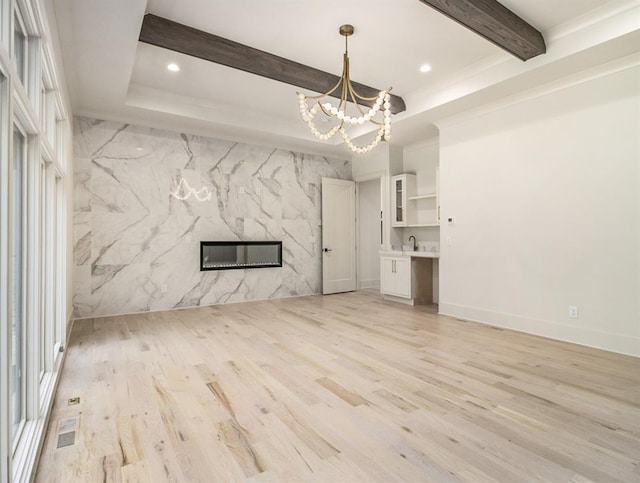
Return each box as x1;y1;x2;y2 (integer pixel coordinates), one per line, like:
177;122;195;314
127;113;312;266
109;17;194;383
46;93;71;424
569;305;579;318
161;284;168;294
446;236;453;246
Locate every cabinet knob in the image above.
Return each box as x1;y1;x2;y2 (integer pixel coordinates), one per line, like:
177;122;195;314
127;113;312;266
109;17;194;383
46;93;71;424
323;248;332;253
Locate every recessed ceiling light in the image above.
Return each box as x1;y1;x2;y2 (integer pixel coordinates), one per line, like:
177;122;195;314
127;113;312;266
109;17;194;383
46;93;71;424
419;64;432;73
167;63;180;72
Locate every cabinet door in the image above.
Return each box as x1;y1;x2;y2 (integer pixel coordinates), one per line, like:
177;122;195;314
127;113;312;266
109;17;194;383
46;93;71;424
391;175;406;227
380;257;395;294
393;258;412;298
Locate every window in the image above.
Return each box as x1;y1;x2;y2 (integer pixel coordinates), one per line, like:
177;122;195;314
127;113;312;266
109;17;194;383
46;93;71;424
2;1;69;479
38;164;57;384
54;175;64;350
11;126;27;442
0;1;5;48
47;91;57;149
14;10;27;85
0;69;8;450
40;81;46;126
56;117;65;170
39;160;46;381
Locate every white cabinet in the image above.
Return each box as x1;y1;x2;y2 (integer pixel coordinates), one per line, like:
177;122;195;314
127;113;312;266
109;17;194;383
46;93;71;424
380;256;411;298
391;174;416;227
380;253;436;305
392;172;440;228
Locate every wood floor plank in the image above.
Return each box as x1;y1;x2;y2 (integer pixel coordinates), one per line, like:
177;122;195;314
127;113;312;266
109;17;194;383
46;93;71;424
315;377;370;407
36;290;640;482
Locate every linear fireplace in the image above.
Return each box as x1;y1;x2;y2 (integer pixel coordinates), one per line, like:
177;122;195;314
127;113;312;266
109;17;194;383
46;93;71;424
200;241;283;271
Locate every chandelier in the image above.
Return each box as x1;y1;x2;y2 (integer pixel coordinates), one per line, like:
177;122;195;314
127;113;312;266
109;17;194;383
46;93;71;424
296;25;392;155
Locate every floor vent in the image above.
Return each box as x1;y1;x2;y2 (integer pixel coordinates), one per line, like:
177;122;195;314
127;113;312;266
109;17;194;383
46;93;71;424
57;431;75;449
56;417;79;449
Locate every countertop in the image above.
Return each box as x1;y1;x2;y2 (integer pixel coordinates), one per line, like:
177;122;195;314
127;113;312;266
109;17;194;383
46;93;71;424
380;250;440;259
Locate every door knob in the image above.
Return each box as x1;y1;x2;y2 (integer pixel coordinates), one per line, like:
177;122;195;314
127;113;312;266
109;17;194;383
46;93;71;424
323;248;332;252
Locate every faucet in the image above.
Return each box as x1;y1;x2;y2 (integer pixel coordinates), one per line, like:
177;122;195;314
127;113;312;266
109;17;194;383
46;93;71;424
408;235;417;251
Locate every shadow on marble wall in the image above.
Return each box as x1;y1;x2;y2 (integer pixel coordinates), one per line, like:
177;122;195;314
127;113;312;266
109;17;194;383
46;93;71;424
73;117;351;318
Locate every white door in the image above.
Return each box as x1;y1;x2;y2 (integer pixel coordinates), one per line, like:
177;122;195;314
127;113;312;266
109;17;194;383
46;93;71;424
322;178;356;294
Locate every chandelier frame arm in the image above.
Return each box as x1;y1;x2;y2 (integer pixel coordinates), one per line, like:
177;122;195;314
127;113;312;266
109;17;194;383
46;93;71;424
303;80;342;100
340;54;350;108
318;102;331;117
347;83;368;117
349;86;392;101
296;23;394;154
350;88;392;102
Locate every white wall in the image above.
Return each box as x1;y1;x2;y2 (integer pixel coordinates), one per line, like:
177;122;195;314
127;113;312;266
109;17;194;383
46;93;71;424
358;179;381;288
438;66;640;356
352;144;403;250
404;140;438;194
402;140;440;301
403;140;440;244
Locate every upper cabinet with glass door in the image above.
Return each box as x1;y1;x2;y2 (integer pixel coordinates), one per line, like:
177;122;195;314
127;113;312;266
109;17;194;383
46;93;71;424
391;174;416;227
391;171;440;228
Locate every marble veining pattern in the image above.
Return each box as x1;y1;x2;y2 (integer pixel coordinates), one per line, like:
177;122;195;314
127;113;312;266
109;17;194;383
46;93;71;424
73;117;351;318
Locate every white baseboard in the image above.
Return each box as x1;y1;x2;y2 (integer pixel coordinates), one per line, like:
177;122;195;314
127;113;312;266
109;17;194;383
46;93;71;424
72;292;323;320
359;279;380;290
383;294;415;305
439;302;639;357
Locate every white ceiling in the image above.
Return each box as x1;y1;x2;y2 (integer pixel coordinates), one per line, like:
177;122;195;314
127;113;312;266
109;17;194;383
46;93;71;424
52;0;640;158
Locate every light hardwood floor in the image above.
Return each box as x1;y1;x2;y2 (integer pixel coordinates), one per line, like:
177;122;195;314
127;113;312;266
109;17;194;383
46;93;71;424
36;290;640;482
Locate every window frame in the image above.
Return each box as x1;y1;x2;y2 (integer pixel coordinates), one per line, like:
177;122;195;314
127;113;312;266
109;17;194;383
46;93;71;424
0;62;11;483
2;2;69;481
53;173;65;354
38;158;45;383
12;7;28;87
9;121;28;453
0;0;8;50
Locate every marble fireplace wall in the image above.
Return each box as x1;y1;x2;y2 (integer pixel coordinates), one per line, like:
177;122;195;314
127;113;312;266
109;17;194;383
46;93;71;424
73;117;351;318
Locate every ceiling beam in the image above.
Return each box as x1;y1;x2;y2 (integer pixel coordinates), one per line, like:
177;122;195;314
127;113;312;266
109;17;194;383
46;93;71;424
139;14;406;114
418;0;546;61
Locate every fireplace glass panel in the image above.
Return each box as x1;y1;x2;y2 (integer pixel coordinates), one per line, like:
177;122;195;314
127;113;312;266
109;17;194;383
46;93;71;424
200;241;282;271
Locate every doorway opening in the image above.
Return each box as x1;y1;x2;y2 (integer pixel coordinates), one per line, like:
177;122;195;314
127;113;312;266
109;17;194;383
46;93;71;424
357;178;382;289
